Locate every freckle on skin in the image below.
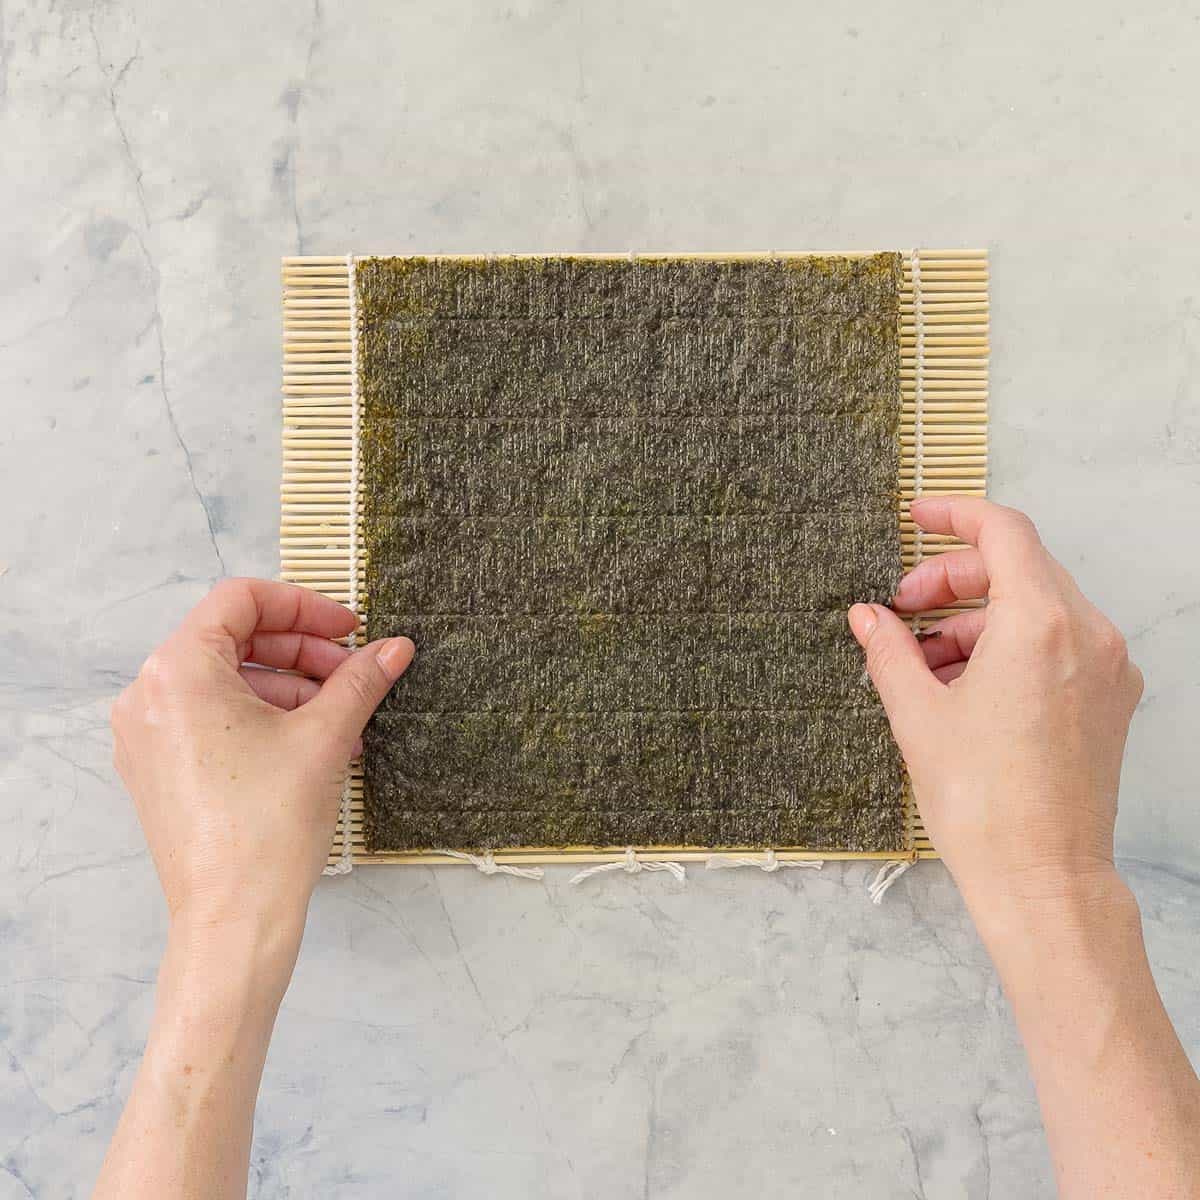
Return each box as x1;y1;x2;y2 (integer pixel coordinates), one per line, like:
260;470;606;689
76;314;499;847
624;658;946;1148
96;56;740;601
182;1064;192;1075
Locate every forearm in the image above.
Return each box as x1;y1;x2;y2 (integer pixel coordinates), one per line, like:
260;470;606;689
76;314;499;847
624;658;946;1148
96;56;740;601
971;871;1200;1199
94;914;303;1200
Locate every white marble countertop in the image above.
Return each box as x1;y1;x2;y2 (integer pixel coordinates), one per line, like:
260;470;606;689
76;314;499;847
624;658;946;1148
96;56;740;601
2;2;1199;1195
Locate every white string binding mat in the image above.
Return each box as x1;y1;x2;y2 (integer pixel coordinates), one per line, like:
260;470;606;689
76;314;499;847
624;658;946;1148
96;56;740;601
322;252;360;878
432;849;545;880
910;246;926;592
890;249;927;880
868;858;915;904
569;847;686;886
705;849;824;873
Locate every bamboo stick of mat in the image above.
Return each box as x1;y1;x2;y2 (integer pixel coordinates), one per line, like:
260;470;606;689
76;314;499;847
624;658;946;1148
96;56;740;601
280;250;989;869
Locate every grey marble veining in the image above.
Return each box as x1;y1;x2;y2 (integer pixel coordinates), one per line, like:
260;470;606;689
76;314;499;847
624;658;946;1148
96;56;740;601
2;2;1199;1196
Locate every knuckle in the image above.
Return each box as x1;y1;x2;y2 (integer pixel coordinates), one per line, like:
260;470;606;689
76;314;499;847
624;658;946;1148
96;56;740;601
1095;621;1129;665
943;553;977;598
345;664;379;708
1126;660;1145;703
195;626;235;660
998;506;1039;542
1040;599;1073;635
866;636;897;680
139;649;175;691
1028;599;1074;649
211;576;249;601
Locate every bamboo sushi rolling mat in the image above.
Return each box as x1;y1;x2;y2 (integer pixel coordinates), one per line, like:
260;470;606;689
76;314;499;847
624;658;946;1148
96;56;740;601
279;250;989;871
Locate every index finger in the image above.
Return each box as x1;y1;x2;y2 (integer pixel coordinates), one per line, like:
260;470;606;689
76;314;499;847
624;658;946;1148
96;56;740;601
908;496;1054;597
179;578;358;665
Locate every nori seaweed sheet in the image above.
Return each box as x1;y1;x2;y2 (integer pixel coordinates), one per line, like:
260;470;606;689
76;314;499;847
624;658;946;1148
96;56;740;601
357;254;905;852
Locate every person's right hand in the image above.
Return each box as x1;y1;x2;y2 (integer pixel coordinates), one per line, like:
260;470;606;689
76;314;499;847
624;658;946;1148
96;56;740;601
847;496;1143;921
111;579;414;940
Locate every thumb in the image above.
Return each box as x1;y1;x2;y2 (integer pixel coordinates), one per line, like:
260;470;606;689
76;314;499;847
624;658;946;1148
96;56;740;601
847;604;938;741
304;636;415;751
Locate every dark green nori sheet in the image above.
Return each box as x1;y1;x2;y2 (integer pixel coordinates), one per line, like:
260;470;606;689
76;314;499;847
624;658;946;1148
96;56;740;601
357;254;905;852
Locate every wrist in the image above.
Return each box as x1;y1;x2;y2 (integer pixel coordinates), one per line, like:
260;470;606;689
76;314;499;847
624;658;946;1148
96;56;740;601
963;862;1140;964
162;906;306;1018
141;911;302;1094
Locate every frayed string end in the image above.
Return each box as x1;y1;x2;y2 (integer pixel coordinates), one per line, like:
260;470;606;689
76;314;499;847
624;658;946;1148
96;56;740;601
868;858;915;904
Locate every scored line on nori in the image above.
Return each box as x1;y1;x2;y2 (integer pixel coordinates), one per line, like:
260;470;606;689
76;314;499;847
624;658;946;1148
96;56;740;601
358;254;905;853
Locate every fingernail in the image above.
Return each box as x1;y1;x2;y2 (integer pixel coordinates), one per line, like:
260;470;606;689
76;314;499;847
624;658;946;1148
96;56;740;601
893;572;917;605
909;496;930;518
376;637;415;679
847;603;878;645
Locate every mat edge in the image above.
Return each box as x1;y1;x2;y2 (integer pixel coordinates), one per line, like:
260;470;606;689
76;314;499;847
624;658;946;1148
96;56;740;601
280;249;990;867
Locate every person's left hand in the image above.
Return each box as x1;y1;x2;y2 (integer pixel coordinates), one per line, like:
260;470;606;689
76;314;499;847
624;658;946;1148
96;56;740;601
111;579;413;937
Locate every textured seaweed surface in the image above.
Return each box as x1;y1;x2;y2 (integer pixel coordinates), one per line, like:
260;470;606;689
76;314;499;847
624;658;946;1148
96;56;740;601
358;254;904;852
